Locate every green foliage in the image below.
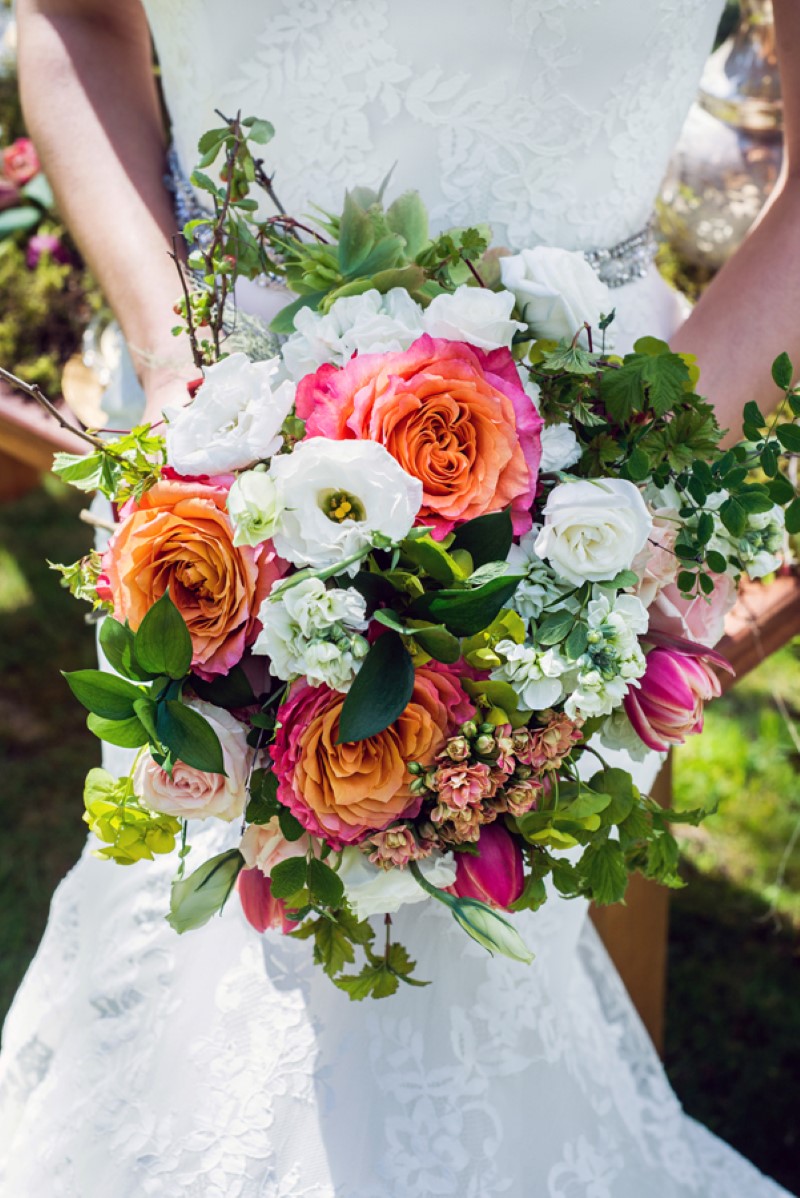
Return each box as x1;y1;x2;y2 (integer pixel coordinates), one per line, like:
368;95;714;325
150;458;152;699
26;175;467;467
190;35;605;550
53;425;165;503
83;767;181;865
49;549;110;612
337;631;415;744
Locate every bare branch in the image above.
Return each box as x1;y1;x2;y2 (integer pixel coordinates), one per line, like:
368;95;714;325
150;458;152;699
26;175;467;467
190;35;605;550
0;364;106;451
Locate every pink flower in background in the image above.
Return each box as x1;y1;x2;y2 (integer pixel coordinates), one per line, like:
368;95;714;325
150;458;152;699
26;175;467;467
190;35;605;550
237;867;296;934
649;572;737;649
450;822;524;910
26;233;71;270
2;137;40;185
296;334;542;537
624;644;732;751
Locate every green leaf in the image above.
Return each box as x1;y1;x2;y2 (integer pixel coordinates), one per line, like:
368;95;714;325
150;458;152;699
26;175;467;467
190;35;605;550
785;497;800;535
775;422;800;453
306;858;345;907
278;806;306;842
625;447;651;482
451;509;513;568
87;712;149;748
268;292;327;335
580;839;628;905
242;116;275;144
536;611;574;646
705;549;727;574
334;961;400;1001
167;849;243;933
338;190;375;275
270;855;308;900
411;623;461;665
99;618;154;682
564;623;589;660
719;496;747;538
558;792;612;822
743;400;765;430
400;532;467;584
63;669;144;720
246;768;280;824
0;205;40;238
156;700;226;774
385;190;429;258
337;632;415;744
134;590;193;679
772;352;793;391
410;574;524;637
189;665;256;708
601;349;689;422
133;697;160;745
765;473;795;505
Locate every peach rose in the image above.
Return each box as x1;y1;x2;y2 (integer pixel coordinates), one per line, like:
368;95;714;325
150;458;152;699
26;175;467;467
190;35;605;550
133;700;249;821
240;817;311;874
103;474;285;677
295;334;542;537
271;662;474;845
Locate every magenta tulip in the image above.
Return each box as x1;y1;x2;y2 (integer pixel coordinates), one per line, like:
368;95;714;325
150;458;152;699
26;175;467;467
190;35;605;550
624;645;729;752
237;867;295;934
26;232;71;270
451;822;524;910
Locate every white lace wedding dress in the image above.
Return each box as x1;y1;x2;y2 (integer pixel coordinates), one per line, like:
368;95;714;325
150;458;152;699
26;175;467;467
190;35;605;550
0;2;794;1195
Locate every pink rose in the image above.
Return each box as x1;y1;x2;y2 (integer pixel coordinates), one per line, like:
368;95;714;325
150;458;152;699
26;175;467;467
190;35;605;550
624;643;732;751
237;867;297;934
649;572;738;649
450;822;524;910
633;512;679;609
2;138;41;186
240;817;311;874
133;700;249;821
295;334;542;537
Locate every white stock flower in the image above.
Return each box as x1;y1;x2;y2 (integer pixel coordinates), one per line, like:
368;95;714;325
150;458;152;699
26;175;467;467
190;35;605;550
268;439;422;572
227;469;284;547
540;423;583;473
422;285;526;350
500;246;612;347
490;639;568;711
252;578;368;692
338;847;457;920
563;591;648;719
165;353;295;474
507;529;575;624
282;289;424;380
535;478;653;586
732;504;785;579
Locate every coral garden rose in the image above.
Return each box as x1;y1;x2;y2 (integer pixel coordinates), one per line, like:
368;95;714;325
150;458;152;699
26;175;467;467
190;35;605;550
271;662;474;845
2;137;40;185
103;474;284;677
133;700;249;821
295;334;542;537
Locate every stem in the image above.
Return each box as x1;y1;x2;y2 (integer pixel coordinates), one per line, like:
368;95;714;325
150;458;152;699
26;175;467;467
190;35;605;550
408;859;452;905
269;545;373;599
79;507;116;533
384;912;392;959
0;365;106;451
169;238;204;370
463;255;486;288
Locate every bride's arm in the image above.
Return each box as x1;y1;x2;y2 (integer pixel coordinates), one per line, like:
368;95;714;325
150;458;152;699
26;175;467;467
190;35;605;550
671;0;800;441
16;0;192;421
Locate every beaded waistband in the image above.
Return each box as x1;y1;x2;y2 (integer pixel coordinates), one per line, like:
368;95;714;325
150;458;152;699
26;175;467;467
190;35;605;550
166;148;656;291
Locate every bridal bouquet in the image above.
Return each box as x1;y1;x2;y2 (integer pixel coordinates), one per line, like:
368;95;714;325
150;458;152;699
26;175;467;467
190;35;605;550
45;115;800;998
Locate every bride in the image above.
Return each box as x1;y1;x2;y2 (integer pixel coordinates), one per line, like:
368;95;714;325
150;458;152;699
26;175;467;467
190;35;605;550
1;1;797;1195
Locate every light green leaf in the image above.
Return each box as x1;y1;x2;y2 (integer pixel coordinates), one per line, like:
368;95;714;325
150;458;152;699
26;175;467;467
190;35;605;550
63;669;144;720
580;839;628;905
450;896;534;964
87;712;149;748
167;850;244;933
270;855;308;900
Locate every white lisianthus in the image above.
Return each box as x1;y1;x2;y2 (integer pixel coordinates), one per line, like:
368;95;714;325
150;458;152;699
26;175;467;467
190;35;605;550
563;591;648;719
490;640;568;710
535;478;653;586
268;439;422;572
422;285;526;350
338;847;457;920
164;353;295;474
506;530;576;624
500;246;612;348
540;423;583;473
227;469;284;547
253;578;369;692
282;289;424;380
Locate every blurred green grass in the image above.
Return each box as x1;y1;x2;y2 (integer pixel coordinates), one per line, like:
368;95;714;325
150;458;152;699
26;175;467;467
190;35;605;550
0;478;797;1190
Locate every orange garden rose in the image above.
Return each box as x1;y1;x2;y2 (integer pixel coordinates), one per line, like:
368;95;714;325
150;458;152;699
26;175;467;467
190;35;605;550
103;473;284;677
271;661;474;845
295;334;542;537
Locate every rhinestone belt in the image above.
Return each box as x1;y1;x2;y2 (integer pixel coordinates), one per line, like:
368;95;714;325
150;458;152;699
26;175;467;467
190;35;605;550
166;147;656;290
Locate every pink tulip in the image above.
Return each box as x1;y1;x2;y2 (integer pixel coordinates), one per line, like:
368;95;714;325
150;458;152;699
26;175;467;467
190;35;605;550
624;644;731;752
237;867;296;934
451;822;524;910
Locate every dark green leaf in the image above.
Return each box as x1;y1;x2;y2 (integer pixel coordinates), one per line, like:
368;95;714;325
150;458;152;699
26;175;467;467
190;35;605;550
337;632;415;744
451;509;513;568
775;423;800;453
785;497;800;535
608;569;639;589
133;698;160;744
771;352;793;391
766;474;795;505
719;496;747;538
134;590;193;679
742;400;765;430
536;611;575;646
63;669;144;720
99;618;154;682
696;512;714;545
306;858;345;907
411;623;461;665
246;768;280;824
156;700;226;774
705;550;727;574
410;574;524;637
189;665;256;708
278;806;306;842
86;712;149;748
760;442;780;478
601;350;689;422
270;855;308;899
624;447;651;482
677;570;696;593
167;849;243;932
268;292;326;335
564;623;589;660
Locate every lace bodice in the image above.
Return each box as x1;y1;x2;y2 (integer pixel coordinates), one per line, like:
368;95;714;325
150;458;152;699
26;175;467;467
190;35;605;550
144;0;724;251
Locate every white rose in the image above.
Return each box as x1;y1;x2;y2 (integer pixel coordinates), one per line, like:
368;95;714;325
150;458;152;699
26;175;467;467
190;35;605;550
422;285;526;350
535;478;653;586
165;353;295;474
338;847;457;920
133;700;248;822
539;423;582;473
268;439;422;572
282;288;424;380
500;246;612;347
227;469;284;547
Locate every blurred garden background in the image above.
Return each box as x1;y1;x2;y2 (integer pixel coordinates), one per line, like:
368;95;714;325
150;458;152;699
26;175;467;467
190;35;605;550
0;0;798;1192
